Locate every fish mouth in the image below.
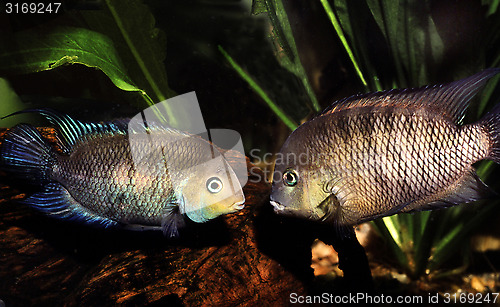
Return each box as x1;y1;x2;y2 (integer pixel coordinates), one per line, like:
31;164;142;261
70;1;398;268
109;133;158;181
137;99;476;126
270;200;285;212
233;199;245;211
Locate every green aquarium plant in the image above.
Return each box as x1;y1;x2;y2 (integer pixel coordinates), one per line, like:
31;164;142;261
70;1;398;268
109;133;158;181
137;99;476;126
0;0;176;121
227;0;500;280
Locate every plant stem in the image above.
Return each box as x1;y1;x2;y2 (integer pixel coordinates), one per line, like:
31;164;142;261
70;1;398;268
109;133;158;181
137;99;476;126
219;46;298;131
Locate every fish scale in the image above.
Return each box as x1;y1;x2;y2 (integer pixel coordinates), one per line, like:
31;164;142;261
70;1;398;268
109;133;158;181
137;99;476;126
270;69;500;230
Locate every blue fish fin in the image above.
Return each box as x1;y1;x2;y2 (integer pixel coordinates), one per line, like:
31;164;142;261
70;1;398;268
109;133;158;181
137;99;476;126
121;204;186;237
322;68;500;124
3;109;128;153
23;182;118;229
0;124;55;185
479;102;500;164
403;168;494;213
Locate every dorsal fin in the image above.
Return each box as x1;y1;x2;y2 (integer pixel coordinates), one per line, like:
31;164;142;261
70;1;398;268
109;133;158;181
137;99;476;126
321;68;500;123
127;114;191;137
3;109;127;154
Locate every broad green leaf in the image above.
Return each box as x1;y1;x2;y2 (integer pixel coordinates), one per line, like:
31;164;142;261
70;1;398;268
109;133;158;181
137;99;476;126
79;0;175;104
0;26;151;103
367;0;405;85
367;0;444;87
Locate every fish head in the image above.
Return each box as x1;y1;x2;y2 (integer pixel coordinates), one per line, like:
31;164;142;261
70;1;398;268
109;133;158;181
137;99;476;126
179;154;245;223
270;128;331;221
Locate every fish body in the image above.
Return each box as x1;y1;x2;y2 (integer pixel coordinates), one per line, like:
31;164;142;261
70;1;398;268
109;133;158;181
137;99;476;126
270;69;500;229
0;110;245;237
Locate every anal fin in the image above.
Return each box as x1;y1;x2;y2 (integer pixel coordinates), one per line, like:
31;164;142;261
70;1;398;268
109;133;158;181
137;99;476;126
23;183;118;229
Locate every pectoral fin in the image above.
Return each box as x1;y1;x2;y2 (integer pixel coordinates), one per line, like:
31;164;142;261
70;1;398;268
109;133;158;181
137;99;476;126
121;203;186;238
318;193;355;238
161;203;186;238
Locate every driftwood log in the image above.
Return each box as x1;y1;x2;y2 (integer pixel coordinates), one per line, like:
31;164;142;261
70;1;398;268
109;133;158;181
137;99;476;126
0;127;372;306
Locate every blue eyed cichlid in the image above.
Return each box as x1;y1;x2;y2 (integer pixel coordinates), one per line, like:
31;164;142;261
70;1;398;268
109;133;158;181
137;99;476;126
0;109;245;237
270;69;500;232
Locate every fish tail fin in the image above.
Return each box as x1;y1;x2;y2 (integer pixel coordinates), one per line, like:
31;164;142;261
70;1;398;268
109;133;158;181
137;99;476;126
480;103;500;163
0;124;56;185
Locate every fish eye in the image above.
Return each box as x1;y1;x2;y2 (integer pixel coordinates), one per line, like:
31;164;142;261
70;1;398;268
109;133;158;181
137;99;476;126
206;177;223;193
283;169;298;187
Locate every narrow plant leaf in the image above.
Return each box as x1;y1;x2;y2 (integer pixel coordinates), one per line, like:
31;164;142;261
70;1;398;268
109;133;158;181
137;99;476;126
219;46;298;130
381;215;402;247
427;222;465;271
320;0;368;87
476;160;496;179
428;200;499;272
330;0;383;91
412;212;435;277
418;211;431;236
253;0;320;112
0;26;152;104
426;17;445;70
372;219;409;270
398;213;413;252
484;0;500;16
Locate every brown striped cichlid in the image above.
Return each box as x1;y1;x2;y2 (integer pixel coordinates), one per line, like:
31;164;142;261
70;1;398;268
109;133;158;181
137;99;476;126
270;69;500;231
0;109;245;237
